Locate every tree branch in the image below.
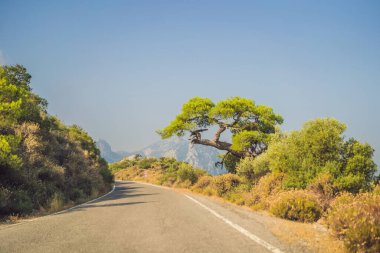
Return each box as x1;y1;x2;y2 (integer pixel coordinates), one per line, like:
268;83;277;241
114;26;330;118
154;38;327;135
192;138;244;158
213;124;226;143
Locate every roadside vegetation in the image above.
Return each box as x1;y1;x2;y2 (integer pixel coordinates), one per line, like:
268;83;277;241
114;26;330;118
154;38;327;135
0;65;113;220
113;97;379;252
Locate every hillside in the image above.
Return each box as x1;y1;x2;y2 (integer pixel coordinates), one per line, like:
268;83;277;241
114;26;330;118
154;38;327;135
0;65;113;218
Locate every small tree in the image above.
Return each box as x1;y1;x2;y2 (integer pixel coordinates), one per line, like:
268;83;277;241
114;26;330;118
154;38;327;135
158;97;283;162
266;118;377;192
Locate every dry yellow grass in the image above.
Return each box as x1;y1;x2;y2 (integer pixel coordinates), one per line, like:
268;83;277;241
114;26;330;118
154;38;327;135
268;218;346;253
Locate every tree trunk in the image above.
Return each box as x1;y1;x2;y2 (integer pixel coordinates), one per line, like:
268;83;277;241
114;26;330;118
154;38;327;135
192;138;245;158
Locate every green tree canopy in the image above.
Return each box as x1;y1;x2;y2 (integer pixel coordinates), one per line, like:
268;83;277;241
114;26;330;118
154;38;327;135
0;65;47;127
264;118;377;192
158;97;283;159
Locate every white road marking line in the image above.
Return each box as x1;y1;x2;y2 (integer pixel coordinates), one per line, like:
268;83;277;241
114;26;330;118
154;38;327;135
184;194;285;253
0;184;116;230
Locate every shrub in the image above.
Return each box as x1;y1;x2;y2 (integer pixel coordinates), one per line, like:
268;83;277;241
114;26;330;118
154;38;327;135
110;158;136;171
0;187;11;213
224;184;251;205
158;157;177;169
212;174;241;196
176;164;198;184
194;168;207;179
334;173;368;194
3;189;34;215
159;174;176;186
68;188;82;202
192;175;213;192
114;166;140;180
373;184;380;195
138;158;157;169
307;172;337;210
48;192;64;213
176;179;192;189
192;175;217;195
245;173;284;210
269;190;322;222
202;186;217;196
99;166;114;185
236;155;270;182
326;192;380;253
265;118;377;192
225;191;245;205
221;153;241;173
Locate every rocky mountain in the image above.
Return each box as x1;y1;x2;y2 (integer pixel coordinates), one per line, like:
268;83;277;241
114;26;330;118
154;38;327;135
97;138;226;175
96;139;130;163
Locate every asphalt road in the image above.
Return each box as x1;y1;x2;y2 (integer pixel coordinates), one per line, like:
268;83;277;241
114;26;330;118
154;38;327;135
0;181;289;253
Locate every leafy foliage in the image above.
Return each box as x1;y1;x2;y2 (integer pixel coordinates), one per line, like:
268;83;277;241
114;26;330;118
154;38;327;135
220;152;241;173
236;155;270;181
177;163;200;184
264;118;377;192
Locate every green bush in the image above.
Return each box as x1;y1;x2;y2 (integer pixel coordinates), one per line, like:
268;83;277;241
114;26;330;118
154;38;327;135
265;118;377;192
221;153;241;173
326;192;380;253
2;189;34;215
158;173;176;186
99;164;114;185
176;164;198;184
0;187;11;212
158;157;178;170
224;184;251;205
138;158;157;169
236;155;270;181
110;158;136;171
212;174;241;196
269;190;322;222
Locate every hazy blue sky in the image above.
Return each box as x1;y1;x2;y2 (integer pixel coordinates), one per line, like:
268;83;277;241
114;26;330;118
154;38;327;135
1;1;379;164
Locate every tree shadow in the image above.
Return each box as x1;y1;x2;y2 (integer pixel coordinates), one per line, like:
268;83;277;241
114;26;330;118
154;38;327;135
54;181;157;214
92;182;159;203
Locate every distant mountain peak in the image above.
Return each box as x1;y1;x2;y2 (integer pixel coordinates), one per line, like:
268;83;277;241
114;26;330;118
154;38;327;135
96;139;130;163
